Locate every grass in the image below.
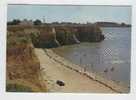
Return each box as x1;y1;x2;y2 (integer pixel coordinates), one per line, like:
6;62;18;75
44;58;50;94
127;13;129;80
6;83;33;92
7;31;47;92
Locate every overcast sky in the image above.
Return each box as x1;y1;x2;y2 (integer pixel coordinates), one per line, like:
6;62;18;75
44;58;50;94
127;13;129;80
7;5;131;24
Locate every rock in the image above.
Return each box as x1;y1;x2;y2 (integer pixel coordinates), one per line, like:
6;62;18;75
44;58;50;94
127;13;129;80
56;80;65;86
104;68;108;73
110;67;115;72
75;25;104;42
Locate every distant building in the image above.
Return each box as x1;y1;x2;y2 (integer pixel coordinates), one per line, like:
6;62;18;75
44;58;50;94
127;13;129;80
19;19;33;25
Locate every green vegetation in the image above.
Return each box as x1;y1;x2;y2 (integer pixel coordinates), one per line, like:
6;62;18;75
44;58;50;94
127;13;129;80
7;32;31;49
29;32;40;47
34;19;42;25
29;32;59;48
7;19;21;25
6;83;33;92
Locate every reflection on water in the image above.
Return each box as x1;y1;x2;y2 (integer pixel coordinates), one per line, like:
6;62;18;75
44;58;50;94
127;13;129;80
52;27;131;86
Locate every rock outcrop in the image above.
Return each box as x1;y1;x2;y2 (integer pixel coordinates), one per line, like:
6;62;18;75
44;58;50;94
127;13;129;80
75;25;105;42
7;24;105;48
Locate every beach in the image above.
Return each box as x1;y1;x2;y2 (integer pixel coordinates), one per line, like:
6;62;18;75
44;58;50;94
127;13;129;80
34;48;129;93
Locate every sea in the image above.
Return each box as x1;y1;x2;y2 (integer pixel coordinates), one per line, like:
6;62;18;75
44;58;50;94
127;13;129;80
52;27;131;86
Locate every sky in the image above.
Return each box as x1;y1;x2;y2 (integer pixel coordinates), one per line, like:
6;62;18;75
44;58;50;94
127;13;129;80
7;5;131;24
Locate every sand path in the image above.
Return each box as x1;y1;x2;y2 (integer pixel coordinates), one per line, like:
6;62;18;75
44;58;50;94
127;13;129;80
35;48;115;93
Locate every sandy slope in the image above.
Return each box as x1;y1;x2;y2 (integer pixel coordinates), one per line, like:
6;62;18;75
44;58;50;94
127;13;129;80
35;48;115;93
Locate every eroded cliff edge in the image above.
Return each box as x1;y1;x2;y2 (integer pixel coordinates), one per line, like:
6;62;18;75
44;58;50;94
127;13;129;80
8;24;105;48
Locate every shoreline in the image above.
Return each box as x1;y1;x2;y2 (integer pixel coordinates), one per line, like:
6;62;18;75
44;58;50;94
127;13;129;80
44;49;129;93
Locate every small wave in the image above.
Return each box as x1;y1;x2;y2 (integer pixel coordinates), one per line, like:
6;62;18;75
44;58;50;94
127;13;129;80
111;60;124;64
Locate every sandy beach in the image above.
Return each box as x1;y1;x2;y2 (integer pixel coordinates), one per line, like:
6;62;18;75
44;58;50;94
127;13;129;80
34;48;128;93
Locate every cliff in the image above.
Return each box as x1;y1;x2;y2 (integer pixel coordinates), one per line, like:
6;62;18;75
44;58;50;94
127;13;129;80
74;24;105;42
7;24;105;48
6;32;47;92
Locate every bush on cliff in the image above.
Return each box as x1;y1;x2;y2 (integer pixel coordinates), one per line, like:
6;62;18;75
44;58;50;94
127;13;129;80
29;31;59;48
29;32;40;47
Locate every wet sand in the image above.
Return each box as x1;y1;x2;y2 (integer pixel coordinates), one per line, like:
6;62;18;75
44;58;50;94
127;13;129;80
34;48;129;93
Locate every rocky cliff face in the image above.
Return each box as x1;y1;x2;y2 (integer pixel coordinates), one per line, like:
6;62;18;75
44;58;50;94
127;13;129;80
52;25;104;47
74;25;105;42
55;26;79;45
7;24;105;48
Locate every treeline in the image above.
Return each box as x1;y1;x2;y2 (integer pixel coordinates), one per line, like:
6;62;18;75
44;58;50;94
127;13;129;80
95;22;131;27
7;19;131;27
7;19;42;25
7;19;81;25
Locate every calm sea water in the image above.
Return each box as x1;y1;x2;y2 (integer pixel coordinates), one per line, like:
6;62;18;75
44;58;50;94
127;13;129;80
52;27;131;86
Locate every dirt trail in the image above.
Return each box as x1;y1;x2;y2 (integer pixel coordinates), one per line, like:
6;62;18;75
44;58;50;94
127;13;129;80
35;48;116;93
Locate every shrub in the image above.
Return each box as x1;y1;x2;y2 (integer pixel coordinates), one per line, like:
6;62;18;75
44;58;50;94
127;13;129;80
29;32;40;47
34;19;42;25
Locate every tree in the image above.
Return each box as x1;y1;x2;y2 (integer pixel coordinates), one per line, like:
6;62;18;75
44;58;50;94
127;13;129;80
7;19;21;25
121;22;126;26
34;19;42;25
